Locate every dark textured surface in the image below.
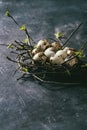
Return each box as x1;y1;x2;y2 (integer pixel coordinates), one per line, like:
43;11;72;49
0;0;87;130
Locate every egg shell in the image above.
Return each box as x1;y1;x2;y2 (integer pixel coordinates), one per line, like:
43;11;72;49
33;52;43;61
36;39;50;51
50;55;64;65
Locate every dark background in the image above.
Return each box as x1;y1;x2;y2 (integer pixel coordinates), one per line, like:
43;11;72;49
0;0;87;130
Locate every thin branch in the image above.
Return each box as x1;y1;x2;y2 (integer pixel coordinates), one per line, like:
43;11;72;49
10;51;19;55
0;44;7;46
80;41;87;51
6;56;18;63
13;67;20;76
62;54;78;65
32;74;80;85
62;23;83;48
7;12;36;47
9;15;19;26
17;73;26;80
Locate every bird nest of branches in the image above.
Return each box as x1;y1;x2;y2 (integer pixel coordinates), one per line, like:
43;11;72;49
1;11;87;84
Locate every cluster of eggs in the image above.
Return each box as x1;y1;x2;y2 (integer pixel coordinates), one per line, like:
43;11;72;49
32;39;78;67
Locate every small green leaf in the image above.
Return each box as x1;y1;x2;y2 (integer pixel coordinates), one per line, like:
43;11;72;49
55;32;63;39
21;67;28;73
7;44;15;49
75;50;84;58
19;25;26;31
5;10;10;17
24;37;29;44
81;64;87;68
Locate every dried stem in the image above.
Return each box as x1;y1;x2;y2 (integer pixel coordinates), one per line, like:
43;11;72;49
62;23;83;48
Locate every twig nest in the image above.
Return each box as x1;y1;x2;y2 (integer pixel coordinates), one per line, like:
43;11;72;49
36;39;50;51
31;39;79;67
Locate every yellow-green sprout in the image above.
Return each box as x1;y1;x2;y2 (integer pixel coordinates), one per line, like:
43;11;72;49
7;44;15;49
75;50;84;58
5;11;10;17
24;37;29;44
21;67;28;73
81;63;87;68
19;25;26;31
54;32;63;39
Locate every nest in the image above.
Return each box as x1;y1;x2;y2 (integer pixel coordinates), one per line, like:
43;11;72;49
5;37;87;84
2;12;87;84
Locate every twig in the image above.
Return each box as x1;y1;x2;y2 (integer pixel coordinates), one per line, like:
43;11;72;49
0;44;7;46
6;56;18;63
13;67;20;76
9;15;19;26
48;37;58;42
6;11;36;47
80;41;87;51
17;73;26;80
25;29;36;45
62;23;83;48
10;51;19;55
32;74;80;85
62;54;78;65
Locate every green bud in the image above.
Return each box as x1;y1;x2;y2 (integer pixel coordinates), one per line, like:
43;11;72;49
5;11;10;17
55;32;63;39
7;44;14;49
19;25;26;31
75;50;84;58
24;37;29;44
21;67;28;73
